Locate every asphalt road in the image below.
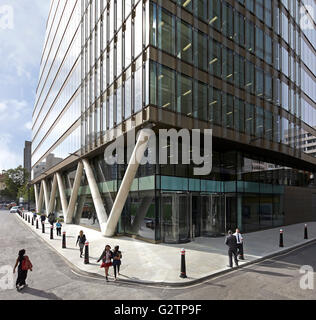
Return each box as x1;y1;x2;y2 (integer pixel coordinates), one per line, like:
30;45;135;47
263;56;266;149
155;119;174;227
0;209;315;300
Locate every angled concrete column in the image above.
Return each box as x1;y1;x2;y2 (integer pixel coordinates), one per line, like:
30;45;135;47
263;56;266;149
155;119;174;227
56;172;68;218
104;129;153;237
131;196;153;233
73;187;87;225
97;162;113;212
48;174;58;214
82;158;108;233
38;181;44;214
42;180;49;214
34;184;39;213
66;161;83;224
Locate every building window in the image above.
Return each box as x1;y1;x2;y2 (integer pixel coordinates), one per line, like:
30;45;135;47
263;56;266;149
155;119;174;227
177;73;192;116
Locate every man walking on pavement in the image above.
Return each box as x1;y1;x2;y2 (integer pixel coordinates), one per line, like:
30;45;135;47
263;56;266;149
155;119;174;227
234;228;244;260
225;230;239;268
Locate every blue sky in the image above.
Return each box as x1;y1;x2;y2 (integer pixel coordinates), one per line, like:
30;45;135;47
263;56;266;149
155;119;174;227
0;0;50;172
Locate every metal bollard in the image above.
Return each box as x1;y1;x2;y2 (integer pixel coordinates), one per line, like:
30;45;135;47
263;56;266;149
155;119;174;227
42;221;45;233
62;231;66;248
36;219;39;229
279;229;284;247
32;217;34;226
50;225;54;239
179;248;187;278
84;242;89;264
304;224;308;239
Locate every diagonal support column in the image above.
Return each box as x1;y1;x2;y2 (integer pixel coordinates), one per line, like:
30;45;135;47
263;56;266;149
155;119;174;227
37;181;44;213
42;180;49;214
66;161;83;224
104;128;153;237
48;174;58;214
34;183;39;213
82;158;108;234
56;172;68;218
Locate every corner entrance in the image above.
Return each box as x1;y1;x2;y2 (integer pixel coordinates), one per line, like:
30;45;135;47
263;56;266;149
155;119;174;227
161;193;228;243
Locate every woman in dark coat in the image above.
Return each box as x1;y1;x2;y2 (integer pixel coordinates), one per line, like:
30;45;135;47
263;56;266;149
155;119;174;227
112;246;122;281
76;230;87;258
13;249;32;290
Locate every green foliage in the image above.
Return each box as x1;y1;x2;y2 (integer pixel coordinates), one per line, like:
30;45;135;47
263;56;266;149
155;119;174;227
2;166;29;200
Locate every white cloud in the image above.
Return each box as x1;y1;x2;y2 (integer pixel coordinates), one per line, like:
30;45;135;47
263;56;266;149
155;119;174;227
24;121;32;130
0;134;22;171
0;99;28;121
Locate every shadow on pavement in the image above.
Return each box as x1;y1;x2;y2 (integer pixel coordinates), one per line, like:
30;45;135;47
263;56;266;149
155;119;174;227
19;287;62;300
239;268;293;278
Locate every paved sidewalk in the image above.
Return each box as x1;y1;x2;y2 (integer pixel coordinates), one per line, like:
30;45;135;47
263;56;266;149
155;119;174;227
15;212;316;285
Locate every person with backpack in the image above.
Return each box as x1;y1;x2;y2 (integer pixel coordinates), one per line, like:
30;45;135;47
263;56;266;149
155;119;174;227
76;230;87;258
56;220;62;236
112;246;122;281
40;213;46;224
13;249;32;290
97;245;113;282
48;212;55;226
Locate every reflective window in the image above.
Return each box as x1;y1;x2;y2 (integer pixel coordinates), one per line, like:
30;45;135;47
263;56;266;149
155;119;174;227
194;30;207;71
157;65;176;111
177;19;193;64
177;73;192;116
158;7;175;55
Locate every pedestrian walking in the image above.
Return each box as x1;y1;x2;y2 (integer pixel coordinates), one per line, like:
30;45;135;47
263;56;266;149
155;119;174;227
233;228;244;260
56;220;62;236
13;249;33;291
225;230;239;268
112;245;122;281
33;212;37;221
92;211;97;225
97;245;113;282
48;212;55;226
40;213;46;224
76;230;87;258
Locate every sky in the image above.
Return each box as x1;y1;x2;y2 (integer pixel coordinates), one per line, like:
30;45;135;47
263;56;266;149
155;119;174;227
0;0;50;172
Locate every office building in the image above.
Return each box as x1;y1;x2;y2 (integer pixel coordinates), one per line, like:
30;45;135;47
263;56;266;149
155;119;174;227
32;0;316;243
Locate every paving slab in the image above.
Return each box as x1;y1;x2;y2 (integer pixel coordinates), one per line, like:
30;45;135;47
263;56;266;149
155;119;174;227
15;212;316;286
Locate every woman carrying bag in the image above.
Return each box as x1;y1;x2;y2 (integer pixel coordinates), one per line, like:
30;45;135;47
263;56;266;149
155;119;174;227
13;249;33;290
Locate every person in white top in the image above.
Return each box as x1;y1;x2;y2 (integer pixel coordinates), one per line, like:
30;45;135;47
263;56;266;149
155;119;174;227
233;228;244;260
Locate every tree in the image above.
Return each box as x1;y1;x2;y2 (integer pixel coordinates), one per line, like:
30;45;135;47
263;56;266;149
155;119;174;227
2;166;29;200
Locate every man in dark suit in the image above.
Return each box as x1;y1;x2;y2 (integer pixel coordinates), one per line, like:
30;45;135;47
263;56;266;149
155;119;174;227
225;230;239;268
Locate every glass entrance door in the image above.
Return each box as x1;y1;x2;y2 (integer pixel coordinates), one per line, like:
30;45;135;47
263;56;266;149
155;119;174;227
201;194;226;236
161;193;190;243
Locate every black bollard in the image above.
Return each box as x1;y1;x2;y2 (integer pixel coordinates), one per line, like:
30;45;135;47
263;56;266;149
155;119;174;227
28;215;30;223
304;224;308;239
25;214;27;221
84;242;89;264
62;231;66;248
42;221;45;233
50;225;54;239
32;217;34;226
36;219;39;229
279;229;284;247
179;248;187;278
